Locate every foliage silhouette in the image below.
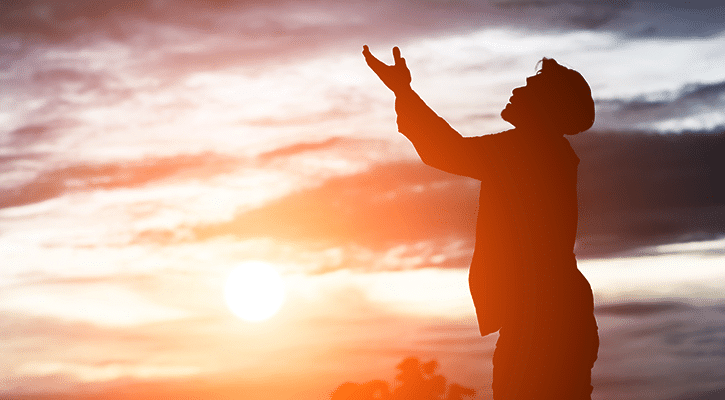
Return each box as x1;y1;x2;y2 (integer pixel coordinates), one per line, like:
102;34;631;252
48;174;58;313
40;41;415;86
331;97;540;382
331;357;475;400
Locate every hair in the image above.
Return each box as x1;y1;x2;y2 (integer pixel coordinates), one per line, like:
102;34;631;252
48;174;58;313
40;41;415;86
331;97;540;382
536;58;595;135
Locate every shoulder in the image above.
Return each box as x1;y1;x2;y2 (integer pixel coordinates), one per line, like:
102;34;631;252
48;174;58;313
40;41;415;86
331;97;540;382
463;130;522;155
464;129;518;145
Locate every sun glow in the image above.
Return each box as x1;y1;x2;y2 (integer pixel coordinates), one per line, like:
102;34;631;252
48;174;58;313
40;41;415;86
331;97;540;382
224;262;286;322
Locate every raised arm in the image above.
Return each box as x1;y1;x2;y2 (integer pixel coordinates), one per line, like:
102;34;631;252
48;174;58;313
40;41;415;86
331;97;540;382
362;46;475;177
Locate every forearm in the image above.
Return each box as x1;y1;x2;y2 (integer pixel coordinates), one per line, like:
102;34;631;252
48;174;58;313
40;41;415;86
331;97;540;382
394;88;465;170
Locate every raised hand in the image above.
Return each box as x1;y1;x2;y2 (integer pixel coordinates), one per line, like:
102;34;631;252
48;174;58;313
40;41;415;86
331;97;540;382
362;45;412;93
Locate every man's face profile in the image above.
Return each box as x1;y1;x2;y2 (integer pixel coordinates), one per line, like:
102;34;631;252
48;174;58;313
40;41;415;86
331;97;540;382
501;58;595;136
501;73;555;131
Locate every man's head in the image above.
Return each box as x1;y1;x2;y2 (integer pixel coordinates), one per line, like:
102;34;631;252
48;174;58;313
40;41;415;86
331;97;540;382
501;58;594;136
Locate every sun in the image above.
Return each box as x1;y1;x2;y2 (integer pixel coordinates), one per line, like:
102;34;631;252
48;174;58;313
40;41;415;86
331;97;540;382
224;261;285;322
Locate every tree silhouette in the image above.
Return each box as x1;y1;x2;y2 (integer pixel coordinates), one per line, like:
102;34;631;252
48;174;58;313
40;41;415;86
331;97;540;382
331;357;475;400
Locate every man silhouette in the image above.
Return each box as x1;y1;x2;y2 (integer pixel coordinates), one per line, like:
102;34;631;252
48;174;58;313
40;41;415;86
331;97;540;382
363;46;599;399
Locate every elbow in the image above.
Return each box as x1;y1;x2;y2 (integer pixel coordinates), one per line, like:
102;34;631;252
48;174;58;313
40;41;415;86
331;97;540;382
418;151;443;170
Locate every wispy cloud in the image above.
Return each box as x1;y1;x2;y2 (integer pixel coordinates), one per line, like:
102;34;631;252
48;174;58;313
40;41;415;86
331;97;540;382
4;1;724;64
2;2;725;398
0;152;239;208
187;132;725;262
3;132;719;269
193;160;480;250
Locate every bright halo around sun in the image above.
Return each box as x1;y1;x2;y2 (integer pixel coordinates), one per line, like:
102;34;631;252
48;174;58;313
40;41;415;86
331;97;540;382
224;261;285;322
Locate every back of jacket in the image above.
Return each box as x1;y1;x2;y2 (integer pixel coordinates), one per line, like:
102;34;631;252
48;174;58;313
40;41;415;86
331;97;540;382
464;130;591;335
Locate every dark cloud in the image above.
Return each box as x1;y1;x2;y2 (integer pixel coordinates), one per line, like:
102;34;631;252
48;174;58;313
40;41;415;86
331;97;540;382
633;0;725;37
0;0;151;42
494;0;725;36
592;300;725;400
3;0;723;57
596;80;725;131
0;152;239;209
192;131;725;260
492;0;628;29
6;124;54;146
0;0;257;42
571;130;725;257
29;68;121;101
595;301;692;316
670;387;725;400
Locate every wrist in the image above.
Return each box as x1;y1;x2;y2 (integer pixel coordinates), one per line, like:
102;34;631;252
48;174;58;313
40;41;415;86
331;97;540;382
393;85;414;97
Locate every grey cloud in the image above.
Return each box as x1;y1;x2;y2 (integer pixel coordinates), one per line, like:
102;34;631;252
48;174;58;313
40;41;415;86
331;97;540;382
493;0;725;36
670;388;725;400
571;130;725;257
0;65;135;137
0;0;151;42
30;68;113;97
492;0;628;29
3;0;723;56
2;0;724;127
6;124;57;147
593;300;725;400
595;301;693;317
596;80;725;131
0;0;261;42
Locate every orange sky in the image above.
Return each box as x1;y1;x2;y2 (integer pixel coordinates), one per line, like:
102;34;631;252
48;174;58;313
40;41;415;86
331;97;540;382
2;1;725;399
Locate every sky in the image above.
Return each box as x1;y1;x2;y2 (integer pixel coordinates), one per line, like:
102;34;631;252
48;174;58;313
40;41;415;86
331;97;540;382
1;1;725;399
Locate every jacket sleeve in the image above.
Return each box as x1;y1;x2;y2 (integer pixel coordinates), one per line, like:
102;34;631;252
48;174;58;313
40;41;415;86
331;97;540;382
395;88;497;179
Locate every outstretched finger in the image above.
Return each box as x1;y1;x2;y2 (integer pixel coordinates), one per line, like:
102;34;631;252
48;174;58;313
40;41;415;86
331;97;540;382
392;47;401;62
362;45;387;71
392;46;407;69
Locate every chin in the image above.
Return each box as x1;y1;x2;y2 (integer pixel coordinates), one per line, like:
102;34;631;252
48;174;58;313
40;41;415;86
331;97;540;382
500;107;516;126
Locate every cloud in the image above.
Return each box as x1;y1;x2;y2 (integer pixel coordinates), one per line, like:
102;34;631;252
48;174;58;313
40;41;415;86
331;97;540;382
0;152;240;209
592;300;725;400
193;160;480;250
493;0;725;37
190;131;725;262
491;0;628;29
255;136;396;164
0;0;248;42
595;300;692;317
4;0;723;54
256;137;350;160
671;387;725;400
3;298;725;400
571;130;725;257
596;80;725;132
